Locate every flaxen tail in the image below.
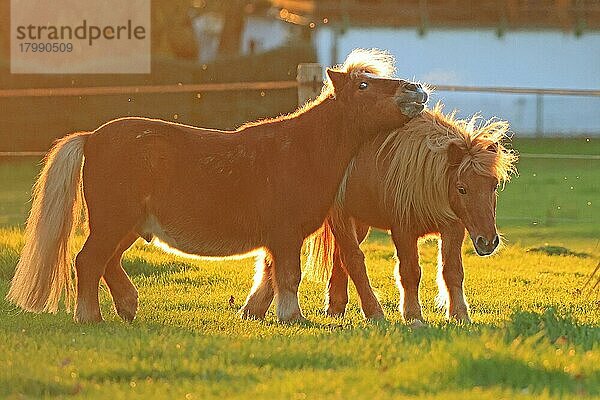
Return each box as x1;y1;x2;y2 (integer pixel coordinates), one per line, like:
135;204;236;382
7;132;89;313
304;217;336;282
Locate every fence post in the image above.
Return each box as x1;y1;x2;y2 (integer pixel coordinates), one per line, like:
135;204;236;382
296;63;323;106
536;93;544;137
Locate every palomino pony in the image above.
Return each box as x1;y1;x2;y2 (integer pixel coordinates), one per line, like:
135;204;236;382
7;49;428;323
301;105;517;323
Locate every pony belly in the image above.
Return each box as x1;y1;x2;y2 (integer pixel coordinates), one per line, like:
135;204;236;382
139;215;260;258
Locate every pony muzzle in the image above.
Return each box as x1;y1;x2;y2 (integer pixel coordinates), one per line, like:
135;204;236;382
473;234;500;256
395;82;428;117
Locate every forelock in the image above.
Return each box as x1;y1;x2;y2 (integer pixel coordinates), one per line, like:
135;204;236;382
339;48;396;78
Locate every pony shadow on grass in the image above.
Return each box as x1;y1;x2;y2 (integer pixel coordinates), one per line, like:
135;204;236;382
343;309;600;397
2;286;599;399
449;310;600;397
470;310;599;397
452;354;599;397
96;310;600;397
0;377;82;398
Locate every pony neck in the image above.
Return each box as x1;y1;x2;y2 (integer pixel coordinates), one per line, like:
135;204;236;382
298;96;362;155
297;96;362;166
286;97;368;209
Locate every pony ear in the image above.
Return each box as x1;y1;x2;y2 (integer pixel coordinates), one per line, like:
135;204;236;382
326;69;347;90
447;141;465;167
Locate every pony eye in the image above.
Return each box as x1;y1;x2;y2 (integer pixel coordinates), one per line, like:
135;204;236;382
358;82;368;90
458;186;467;195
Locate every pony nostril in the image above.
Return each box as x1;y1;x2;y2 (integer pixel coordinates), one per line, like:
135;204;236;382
475;236;488;248
492;234;500;248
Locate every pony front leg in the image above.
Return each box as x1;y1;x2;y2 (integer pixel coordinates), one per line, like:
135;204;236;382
391;229;423;323
240;252;274;320
270;241;304;322
439;223;471;322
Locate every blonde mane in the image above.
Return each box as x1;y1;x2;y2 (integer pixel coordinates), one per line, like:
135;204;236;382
239;48;396;129
335;48;396;79
372;103;518;227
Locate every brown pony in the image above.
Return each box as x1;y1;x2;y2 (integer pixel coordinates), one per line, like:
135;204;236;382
7;49;428;323
301;105;517;323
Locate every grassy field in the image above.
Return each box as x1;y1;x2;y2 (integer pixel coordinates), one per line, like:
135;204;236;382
0;138;598;399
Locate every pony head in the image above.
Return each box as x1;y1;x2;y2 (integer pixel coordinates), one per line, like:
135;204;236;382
325;48;429;133
443;110;518;256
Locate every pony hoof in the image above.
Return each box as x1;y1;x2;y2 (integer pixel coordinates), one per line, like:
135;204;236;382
116;310;136;323
326;306;346;318
239;306;266;320
407;319;427;329
278;310;305;324
114;295;138;322
450;313;472;324
74;312;103;324
282;315;308;325
364;311;386;321
363;303;385;320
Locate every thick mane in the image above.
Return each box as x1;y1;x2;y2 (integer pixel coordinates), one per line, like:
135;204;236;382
372;103;518;227
238;48;396;130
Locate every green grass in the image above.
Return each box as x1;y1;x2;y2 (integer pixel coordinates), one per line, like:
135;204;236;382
500;137;598;254
0;138;598;399
513;137;599;155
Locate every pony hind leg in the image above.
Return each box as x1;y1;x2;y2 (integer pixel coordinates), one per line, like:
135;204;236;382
391;228;424;323
75;229;128;323
340;245;385;319
102;232;139;322
325;246;349;317
75;202;141;322
240;251;274;320
330;220;384;320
